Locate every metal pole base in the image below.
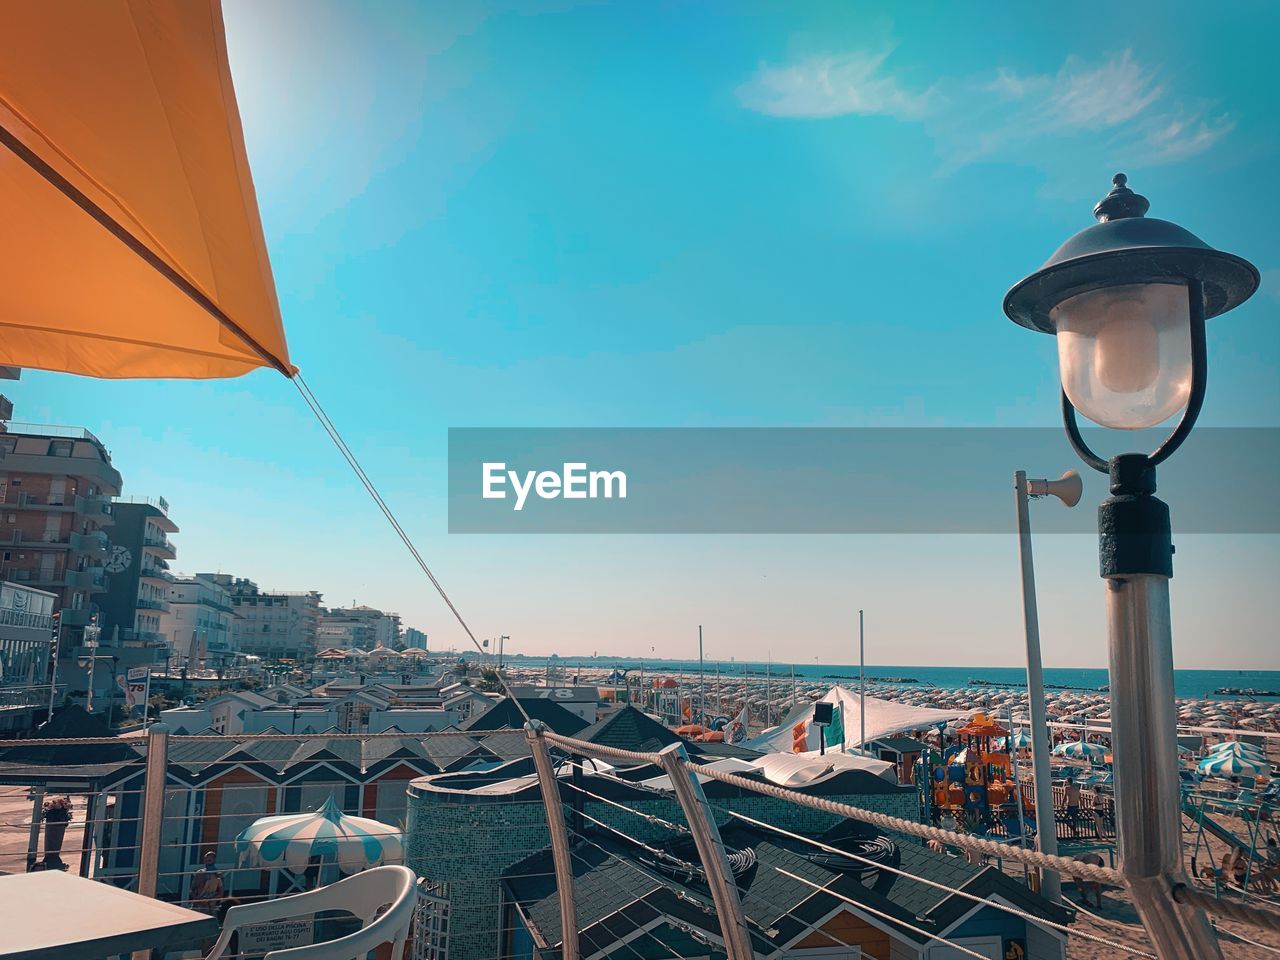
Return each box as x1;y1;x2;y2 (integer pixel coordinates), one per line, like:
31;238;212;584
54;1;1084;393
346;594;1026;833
1129;875;1222;960
1105;575;1222;960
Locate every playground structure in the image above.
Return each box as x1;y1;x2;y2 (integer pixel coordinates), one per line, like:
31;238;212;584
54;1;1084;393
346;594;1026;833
920;715;1123;855
1184;787;1280;898
924;714;1027;838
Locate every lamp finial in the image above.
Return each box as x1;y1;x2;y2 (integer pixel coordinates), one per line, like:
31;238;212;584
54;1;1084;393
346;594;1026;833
1093;172;1150;222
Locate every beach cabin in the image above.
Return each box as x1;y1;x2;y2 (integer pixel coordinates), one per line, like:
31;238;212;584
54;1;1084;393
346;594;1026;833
867;735;929;783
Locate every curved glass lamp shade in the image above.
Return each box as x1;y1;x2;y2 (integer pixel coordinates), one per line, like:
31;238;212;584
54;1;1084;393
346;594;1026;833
1051;282;1192;430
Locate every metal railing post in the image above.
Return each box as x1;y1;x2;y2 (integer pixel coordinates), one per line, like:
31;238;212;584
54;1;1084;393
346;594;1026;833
136;722;168;899
656;743;754;960
25;784;45;872
525;721;579;960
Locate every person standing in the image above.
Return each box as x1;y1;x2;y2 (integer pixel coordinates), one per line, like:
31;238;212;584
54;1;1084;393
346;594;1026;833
189;850;225;914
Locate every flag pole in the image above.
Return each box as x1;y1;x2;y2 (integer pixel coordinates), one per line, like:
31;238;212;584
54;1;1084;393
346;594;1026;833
698;625;705;730
859;609;866;751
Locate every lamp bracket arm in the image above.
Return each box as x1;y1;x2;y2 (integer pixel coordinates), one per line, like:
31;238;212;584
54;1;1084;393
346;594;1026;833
1061;391;1110;474
1148;278;1207;468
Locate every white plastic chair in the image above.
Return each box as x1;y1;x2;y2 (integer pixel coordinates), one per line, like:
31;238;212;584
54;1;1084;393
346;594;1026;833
205;865;417;960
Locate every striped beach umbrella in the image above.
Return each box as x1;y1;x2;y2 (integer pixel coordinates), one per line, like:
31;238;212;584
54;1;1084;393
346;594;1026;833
997;730;1033;751
1208;740;1266;758
1198;752;1268;779
1052;739;1107;761
235;794;403;874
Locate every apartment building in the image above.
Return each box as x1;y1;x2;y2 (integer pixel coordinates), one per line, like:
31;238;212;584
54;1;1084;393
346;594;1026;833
97;498;179;650
402;626;428;650
0;581;57;732
201;574;321;660
157;573;236;668
318;604;401;651
0;421;120;643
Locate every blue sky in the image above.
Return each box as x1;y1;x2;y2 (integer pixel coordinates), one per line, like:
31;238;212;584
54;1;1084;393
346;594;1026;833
13;1;1279;668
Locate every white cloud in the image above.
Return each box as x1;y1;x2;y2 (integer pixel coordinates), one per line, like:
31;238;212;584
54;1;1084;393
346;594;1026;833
736;51;934;120
1043;51;1162;130
1139;108;1234;163
740;47;1235;173
983;67;1046;101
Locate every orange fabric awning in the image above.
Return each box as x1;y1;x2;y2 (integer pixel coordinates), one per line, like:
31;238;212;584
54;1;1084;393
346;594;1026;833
0;1;293;379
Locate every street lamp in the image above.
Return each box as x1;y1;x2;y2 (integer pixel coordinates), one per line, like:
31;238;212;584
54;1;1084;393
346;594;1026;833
1004;173;1260;960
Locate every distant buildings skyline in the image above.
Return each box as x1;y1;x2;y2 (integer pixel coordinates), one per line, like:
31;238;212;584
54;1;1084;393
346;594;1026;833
0;389;434;717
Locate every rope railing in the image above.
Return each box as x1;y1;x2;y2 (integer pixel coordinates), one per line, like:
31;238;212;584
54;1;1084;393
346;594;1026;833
541;730;1123;885
682;756;1125;886
1174;883;1280;936
717;805;1157;959
538;726;1280;941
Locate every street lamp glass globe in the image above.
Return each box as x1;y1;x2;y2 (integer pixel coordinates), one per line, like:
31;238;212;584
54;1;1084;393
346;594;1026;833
1051;281;1192;430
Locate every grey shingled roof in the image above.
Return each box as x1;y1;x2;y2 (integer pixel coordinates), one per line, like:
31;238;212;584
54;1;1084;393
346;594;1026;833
506;820;1071;951
461;696;589;735
577;705;680;753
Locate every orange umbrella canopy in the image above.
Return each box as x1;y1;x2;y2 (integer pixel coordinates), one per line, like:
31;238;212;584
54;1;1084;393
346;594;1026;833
673;724;708;737
957;713;1008;738
0;1;292;379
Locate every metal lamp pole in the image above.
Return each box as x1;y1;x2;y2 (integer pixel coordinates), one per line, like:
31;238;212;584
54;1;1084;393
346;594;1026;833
1004;173;1259;959
1013;469;1082;902
47;612;62;719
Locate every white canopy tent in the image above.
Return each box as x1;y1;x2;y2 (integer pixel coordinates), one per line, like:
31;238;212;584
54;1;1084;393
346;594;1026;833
635;751;896;792
744;686;971;755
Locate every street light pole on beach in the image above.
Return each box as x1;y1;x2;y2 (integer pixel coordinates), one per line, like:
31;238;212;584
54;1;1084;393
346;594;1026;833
1013;467;1082;904
1004;172;1259;960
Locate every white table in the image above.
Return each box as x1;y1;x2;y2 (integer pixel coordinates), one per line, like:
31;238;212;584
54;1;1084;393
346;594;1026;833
0;871;218;960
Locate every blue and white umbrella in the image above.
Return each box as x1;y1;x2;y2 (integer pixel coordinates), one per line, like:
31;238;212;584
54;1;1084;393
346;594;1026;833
1208;740;1266;759
1052;739;1107;761
1198;751;1268;779
997;730;1034;751
235;794;403;875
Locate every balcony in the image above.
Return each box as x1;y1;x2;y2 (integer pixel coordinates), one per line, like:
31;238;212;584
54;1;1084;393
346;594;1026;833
0;607;55;631
70;530;110;553
3;422;105;446
122;629;168;649
141;533;176;559
1;492;73;512
135;597;170;612
3;530;106;553
78;495;116;526
139;566;174;585
119;495;177;532
3;532;73;550
25;568;108;591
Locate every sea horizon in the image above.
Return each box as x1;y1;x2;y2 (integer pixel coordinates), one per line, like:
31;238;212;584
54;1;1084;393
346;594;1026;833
487;656;1280;701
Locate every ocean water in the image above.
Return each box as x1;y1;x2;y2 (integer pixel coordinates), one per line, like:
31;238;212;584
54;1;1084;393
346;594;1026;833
502;658;1280;701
